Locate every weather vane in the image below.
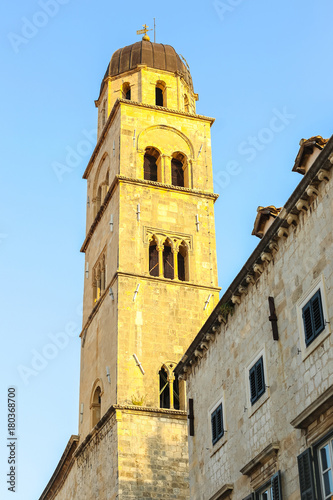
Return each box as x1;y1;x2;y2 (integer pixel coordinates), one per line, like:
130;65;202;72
137;21;156;42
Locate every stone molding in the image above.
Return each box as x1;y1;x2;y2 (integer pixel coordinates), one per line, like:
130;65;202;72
83;98;215;179
240;442;280;476
290;385;333;429
80;174;218;253
209;484;234;500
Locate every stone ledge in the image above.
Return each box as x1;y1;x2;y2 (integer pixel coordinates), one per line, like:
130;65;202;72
240;442;279;476
290;385;333;429
209;483;233;500
38;434;79;500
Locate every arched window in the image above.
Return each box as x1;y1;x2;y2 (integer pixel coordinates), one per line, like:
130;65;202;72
149;239;159;277
178;243;187;281
144;147;160;181
163;240;174;279
159;364;180;410
155;81;166;107
184;94;189;113
91;386;101;427
122;82;131;100
171;154;185;188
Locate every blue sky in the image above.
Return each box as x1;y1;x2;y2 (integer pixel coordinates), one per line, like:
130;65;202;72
1;0;332;498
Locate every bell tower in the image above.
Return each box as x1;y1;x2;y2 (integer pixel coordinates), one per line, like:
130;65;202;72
40;35;220;500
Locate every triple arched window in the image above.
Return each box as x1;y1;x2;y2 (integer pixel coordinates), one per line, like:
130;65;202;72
149;237;188;281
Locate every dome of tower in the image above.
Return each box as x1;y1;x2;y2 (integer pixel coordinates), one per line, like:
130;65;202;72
99;40;193;97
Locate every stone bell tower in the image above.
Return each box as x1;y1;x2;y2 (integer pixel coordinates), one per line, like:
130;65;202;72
40;33;219;500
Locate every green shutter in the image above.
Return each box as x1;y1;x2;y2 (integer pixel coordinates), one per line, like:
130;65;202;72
297;449;316;500
271;470;282;500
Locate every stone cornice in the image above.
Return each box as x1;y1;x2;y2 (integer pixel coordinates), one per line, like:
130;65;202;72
74;404;187;460
240;442;280;476
83;98;215;180
38;435;79;500
290;385;333;429
175;135;333;377
79;270;220;339
80;174;218;253
209;484;234;500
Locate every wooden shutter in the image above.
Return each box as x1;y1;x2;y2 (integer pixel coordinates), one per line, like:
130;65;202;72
163;246;174;279
149;245;159;276
249;365;257;404
188;398;194;436
312;290;324;336
297;448;316;500
303;303;314;346
211;403;224;445
256;357;265;398
271;470;282;500
211;410;217;444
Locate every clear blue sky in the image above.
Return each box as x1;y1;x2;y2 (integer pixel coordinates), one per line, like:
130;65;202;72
1;0;332;498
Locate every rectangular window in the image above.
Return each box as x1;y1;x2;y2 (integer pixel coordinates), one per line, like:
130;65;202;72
318;437;333;499
302;289;325;346
211;403;224;445
249;356;265;405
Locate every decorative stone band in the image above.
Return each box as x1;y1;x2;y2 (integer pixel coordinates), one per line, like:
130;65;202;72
80;174;218;253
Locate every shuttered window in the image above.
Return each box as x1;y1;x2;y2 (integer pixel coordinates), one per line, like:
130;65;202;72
302;289;325;346
249;356;265;405
318;437;333;500
297;448;316;500
211;403;224;445
271;471;283;500
253;471;283;500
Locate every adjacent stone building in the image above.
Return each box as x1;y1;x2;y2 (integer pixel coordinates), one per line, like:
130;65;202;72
176;136;333;500
39;35;220;500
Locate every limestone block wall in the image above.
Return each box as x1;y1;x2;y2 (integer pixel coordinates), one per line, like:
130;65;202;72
185;170;333;499
117;408;189;500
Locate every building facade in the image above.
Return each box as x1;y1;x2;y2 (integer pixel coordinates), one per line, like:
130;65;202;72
39;37;220;500
176;136;333;500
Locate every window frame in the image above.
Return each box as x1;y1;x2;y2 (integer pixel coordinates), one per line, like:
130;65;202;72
211;402;224;445
314;431;333;500
245;349;269;417
207;395;227;452
249;356;265;405
297;275;330;360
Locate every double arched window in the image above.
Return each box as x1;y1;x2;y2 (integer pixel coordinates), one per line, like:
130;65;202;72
142;148;189;188
148;237;189;281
